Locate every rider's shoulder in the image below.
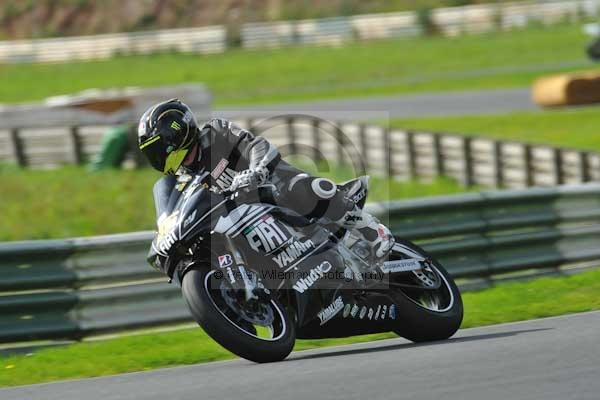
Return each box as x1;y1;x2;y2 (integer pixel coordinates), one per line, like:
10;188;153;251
202;117;253;139
202;118;233;132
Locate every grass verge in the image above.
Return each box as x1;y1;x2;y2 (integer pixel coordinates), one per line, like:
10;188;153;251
0;165;468;241
391;105;600;151
1;268;599;387
0;24;592;106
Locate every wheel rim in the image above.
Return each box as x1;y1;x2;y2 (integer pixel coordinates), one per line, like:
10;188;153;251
203;270;288;342
407;263;454;313
389;257;455;313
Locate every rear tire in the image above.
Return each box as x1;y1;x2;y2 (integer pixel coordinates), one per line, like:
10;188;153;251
182;268;296;363
390;239;463;342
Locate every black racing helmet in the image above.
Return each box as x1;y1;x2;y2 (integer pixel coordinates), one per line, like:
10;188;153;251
137;99;200;174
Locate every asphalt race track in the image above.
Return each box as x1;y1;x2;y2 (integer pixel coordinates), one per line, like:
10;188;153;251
3;311;598;400
215;88;537;121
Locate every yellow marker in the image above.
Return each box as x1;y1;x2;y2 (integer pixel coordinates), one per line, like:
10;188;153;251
139;135;161;150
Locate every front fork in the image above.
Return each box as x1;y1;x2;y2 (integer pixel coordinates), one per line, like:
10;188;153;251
223;236;271;302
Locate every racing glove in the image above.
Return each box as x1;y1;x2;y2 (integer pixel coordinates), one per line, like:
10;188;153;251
228;165;269;192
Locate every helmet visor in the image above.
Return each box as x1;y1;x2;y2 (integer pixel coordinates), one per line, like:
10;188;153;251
140;136;166;172
163;147;190;175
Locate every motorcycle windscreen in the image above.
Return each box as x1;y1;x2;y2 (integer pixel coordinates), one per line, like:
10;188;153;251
172;173;225;241
152;175;179;218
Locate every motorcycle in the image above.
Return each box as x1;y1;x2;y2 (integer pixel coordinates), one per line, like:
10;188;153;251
149;170;463;363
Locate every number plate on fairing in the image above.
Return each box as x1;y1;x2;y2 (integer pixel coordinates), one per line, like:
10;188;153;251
380;258;422;274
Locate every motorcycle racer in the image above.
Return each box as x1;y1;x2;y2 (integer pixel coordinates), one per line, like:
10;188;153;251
137;99;394;269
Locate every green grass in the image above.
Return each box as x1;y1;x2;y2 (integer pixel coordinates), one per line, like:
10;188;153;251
0;165;468;241
391;105;600;151
1;268;599;388
0;166;158;241
0;24;592;106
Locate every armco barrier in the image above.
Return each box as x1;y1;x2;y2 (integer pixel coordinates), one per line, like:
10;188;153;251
2;116;600;189
0;0;597;63
0;26;226;63
1;183;600;343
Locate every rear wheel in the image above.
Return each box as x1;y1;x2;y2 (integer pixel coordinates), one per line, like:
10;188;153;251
388;239;463;342
182;268;296;363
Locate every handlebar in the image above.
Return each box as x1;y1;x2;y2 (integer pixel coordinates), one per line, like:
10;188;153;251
218;183;279;198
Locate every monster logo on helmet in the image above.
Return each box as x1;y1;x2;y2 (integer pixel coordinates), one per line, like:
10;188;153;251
137;99;200;175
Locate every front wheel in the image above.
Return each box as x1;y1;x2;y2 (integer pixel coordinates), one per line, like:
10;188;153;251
182;268;296;363
388;239;463;342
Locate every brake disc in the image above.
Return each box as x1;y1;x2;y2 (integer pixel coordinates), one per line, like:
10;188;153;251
220;283;275;326
412;261;439;288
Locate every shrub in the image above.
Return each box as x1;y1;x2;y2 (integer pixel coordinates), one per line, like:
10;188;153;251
417;7;438;36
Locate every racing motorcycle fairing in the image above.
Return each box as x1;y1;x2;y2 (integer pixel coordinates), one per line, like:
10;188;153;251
150;172;226;265
149;172;408;338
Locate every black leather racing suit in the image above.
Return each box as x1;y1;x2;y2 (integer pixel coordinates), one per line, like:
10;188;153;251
189;118;358;221
148;118;373;276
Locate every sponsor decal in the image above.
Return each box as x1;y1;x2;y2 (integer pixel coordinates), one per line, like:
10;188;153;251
343;303;352;318
317;296;344;326
183;210;197;228
367;308;374;320
182;111;194;124
374;305;382;321
214;204;273;237
157;211;178;236
351;187;366;204
138;120;148;136
218;254;233;268
272;239;315;269
211;158;230;179
215;167;238;190
170;121;182;131
157;230;178;255
156;211;180;254
359;306;367;319
381;305;388;320
244;214;290;253
381;259;422;274
350;304;360;318
389;304;397;320
344;211;363;224
292;261;333;294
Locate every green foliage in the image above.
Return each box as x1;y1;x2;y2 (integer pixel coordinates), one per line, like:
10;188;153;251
1;1;20;22
2;267;599;387
225;23;243;48
339;0;360;17
391;106;600;151
0;24;590;106
448;0;474;6
416;7;438;36
133;13;157;31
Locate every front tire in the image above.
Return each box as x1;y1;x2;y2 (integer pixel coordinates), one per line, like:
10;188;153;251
182;268;296;363
389;239;463;342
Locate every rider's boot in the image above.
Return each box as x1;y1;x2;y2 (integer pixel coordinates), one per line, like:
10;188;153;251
339;207;395;261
